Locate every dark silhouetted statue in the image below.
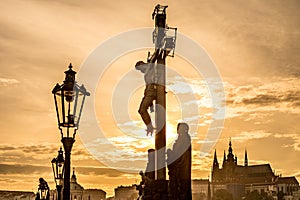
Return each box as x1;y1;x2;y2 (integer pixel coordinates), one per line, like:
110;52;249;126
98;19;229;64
135;61;156;136
137;149;156;200
167;123;192;200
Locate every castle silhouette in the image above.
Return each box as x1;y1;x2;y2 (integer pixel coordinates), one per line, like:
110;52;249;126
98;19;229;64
211;139;299;199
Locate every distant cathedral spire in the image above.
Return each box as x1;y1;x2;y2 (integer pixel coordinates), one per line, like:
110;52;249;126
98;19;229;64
228;138;233;154
213;149;219;168
222;150;226;167
245;149;248;166
227;138;235;162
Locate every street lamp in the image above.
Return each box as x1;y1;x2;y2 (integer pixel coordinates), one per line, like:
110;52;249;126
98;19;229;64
51;148;65;200
38;178;49;200
52;63;90;200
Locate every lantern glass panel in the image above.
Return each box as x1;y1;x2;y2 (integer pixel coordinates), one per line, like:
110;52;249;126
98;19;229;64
54;91;63;125
75;90;85;126
64;99;74;127
58;162;63;178
39;188;47;199
57;177;63;186
61;87;77;127
72;89;79;122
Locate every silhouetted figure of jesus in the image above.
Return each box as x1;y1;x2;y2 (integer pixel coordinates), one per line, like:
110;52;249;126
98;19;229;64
167;123;192;200
135;61;156;136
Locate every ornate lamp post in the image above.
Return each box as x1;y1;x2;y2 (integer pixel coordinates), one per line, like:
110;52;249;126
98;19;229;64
52;63;90;200
51;148;65;200
37;178;49;200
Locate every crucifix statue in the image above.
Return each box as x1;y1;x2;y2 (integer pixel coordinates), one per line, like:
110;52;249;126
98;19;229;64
135;4;177;137
135;4;177;200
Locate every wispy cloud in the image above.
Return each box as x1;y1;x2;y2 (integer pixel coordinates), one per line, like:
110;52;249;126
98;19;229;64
0;163;50;175
167;76;225;109
273;133;300;151
0;143;94;166
225;77;300;118
232;131;272;142
0;78;19;86
232;91;300;107
229;130;300;153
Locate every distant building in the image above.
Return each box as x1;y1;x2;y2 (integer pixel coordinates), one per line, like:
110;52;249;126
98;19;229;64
276;177;299;195
50;169;106;200
192;179;211;200
82;189;106;200
291;189;300;200
70;169;84;200
211;139;299;199
114;185;138;200
0;190;35;200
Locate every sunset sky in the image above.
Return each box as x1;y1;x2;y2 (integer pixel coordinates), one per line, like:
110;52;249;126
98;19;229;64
0;0;299;197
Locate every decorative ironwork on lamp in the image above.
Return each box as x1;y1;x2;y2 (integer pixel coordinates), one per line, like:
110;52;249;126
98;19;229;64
52;63;90;138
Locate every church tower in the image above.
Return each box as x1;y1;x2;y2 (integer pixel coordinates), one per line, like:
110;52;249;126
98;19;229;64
222;150;226;168
212;149;219;181
227;138;235;163
244;149;248;166
213;149;219;169
71;168;77;183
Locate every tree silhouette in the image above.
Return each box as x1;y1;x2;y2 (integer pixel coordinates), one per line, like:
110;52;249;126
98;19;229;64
213;189;233;200
244;190;274;200
277;191;284;200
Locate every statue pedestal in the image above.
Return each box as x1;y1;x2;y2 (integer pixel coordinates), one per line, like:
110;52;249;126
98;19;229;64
142;180;168;200
153;180;168;200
